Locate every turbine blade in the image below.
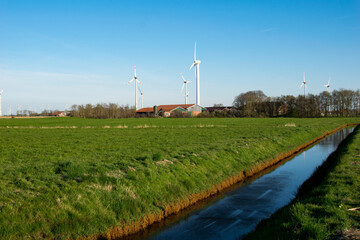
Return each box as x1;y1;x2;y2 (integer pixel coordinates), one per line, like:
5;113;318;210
180;72;186;82
127;78;135;85
299;83;304;89
138;86;142;94
189;63;195;70
181;83;185;93
137;79;143;86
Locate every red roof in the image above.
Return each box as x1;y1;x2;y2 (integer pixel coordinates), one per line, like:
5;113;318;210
136;107;154;113
157;104;195;112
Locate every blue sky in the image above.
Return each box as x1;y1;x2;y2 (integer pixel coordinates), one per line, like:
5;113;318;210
0;0;359;113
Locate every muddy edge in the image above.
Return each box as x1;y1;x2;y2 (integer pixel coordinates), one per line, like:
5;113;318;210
77;123;359;240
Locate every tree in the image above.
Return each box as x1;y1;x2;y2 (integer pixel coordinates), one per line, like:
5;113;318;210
233;90;267;117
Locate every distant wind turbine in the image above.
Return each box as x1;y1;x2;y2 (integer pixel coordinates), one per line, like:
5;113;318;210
138;86;143;109
180;72;191;104
324;78;331;94
0;89;3;116
299;72;307;98
127;64;142;110
189;42;201;105
17;104;22;116
324;78;331;113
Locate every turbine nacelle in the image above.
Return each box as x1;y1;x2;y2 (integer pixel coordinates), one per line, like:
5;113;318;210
324;78;331;88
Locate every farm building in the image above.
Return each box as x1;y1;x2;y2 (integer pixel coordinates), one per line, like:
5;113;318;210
52;111;70;117
135;107;155;117
136;104;206;117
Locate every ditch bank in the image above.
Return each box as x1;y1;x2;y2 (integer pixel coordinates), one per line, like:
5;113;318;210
78;123;359;240
243;124;360;240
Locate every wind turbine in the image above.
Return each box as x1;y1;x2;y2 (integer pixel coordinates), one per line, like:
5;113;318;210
299;72;307;98
0;89;3;116
324;78;331;94
138;86;143;109
180;72;191;104
324;78;331;113
127;64;142;110
189;41;201;105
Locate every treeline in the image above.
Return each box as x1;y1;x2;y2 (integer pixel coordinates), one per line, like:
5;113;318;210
70;103;135;118
230;89;360;118
68;89;359;119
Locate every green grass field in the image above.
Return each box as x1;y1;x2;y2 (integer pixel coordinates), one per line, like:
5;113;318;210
244;125;360;240
0;117;359;239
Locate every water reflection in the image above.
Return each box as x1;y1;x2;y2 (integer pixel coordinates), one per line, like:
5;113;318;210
142;128;354;240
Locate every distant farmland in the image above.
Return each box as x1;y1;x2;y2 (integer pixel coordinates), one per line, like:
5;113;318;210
0;117;359;239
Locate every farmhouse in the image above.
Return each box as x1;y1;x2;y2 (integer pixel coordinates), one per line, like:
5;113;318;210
136;104;206;117
52;111;69;117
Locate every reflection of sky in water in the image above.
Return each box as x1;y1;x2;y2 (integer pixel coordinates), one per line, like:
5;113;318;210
147;128;354;240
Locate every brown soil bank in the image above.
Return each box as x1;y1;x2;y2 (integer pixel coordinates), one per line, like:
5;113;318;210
78;123;358;240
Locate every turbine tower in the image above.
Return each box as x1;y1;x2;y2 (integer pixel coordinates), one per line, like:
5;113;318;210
0;89;3;116
180;72;191;104
299;72;307;98
127;64;142;110
189;42;201;105
138;86;143;109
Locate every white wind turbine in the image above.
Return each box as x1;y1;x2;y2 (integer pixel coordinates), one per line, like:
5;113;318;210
324;78;331;113
138;86;144;109
0;89;3;116
299;72;307;98
127;64;142;110
324;78;331;94
189;41;201;105
180;72;191;104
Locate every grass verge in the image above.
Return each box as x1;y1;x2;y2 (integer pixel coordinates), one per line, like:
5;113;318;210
244;126;360;240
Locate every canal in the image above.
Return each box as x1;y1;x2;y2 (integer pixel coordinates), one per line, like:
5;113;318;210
131;127;354;240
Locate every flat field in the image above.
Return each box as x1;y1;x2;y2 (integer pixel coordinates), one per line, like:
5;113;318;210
0;117;359;239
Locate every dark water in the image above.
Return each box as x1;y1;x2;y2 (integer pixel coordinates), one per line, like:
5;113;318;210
138;128;354;240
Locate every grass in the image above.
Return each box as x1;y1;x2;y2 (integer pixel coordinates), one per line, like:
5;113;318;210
244;125;360;240
0;117;359;239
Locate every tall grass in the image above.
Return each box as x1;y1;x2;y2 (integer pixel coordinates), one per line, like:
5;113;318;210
0;118;359;239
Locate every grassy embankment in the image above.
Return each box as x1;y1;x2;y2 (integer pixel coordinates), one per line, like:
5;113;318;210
244;126;360;240
0;118;359;239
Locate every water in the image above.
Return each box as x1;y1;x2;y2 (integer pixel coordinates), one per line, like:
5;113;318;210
139;128;354;240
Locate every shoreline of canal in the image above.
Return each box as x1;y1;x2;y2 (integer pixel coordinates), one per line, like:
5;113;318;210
244;125;360;240
79;123;359;240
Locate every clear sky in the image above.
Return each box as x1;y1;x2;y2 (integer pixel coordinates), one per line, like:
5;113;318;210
0;0;359;113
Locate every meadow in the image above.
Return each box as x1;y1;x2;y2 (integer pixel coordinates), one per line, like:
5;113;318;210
0;117;359;239
244;125;360;240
